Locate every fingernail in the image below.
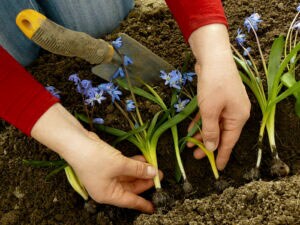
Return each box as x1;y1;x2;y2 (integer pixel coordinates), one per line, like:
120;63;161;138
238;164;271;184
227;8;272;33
205;141;216;151
147;166;157;176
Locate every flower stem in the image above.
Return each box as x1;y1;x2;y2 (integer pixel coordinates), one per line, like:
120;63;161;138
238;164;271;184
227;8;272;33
247;19;268;77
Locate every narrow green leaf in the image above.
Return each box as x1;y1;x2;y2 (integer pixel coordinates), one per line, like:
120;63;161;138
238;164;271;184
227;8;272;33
185;137;219;180
116;79;161;105
270;81;300;107
46;164;68;180
76;113;142;148
267;36;285;97
112;123;148;146
151;97;198;147
147;111;163;139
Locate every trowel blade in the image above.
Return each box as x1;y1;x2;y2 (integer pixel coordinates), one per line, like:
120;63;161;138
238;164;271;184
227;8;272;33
91;33;174;86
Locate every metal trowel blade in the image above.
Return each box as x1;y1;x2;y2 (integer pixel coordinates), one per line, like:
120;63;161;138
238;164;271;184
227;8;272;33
91;33;174;86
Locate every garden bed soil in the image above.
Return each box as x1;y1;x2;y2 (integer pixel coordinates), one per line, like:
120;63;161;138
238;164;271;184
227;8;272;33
0;0;300;224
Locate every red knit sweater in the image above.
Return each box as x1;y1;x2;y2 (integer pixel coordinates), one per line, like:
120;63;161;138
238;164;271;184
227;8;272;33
0;0;227;136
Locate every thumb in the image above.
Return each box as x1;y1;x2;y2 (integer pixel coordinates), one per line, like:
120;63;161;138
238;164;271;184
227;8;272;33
120;156;157;179
200;108;221;151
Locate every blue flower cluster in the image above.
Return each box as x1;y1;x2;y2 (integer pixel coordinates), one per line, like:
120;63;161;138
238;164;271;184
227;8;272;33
69;74;123;105
46;86;61;99
126;99;136;112
244;13;263;32
111;37;134;79
160;70;195;90
235;13;262;60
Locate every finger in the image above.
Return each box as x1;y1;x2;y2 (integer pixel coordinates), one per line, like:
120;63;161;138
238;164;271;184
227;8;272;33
87;131;101;141
112;191;154;213
122;170;163;194
130;155;147;163
200;106;221;151
120;156;157;179
119;169;163;183
193;148;206;159
187;112;201;132
216;127;243;170
187;132;202;148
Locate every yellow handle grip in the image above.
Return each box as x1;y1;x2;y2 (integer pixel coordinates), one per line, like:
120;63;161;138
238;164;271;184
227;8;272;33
16;9;46;39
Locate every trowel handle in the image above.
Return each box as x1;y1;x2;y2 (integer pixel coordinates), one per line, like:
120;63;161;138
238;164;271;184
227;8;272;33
16;9;114;64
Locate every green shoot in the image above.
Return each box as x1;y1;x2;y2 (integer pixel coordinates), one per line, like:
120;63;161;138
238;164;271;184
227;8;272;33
233;13;300;178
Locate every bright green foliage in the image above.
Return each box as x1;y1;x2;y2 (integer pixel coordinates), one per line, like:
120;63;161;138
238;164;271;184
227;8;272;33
233;25;300;172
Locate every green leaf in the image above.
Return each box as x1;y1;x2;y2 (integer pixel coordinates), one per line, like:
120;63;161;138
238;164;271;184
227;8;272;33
46;164;68;180
116;79;161;105
76;113;142;148
112;122;148;146
150;97;198;148
281;72;296;88
267;36;285;97
147;111;163;139
281;72;300;99
271;41;300;99
270;81;300;107
185;137;219;180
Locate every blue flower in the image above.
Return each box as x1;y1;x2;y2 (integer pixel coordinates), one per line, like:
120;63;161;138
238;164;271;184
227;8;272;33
112;67;125;79
243;47;252;56
169;70;183;90
80;80;92;96
244;13;262;32
110;86;122;102
246;60;252;66
174;98;190;112
98;82;114;92
126;99;136;111
81;80;92;89
160;70;171;85
69;74;81;84
297;4;300;12
94;90;106;104
46;86;60;99
112;37;122;49
93;118;104;124
85;89;106;106
182;72;196;84
124;55;133;66
161;70;186;89
98;82;122;102
236;28;246;46
293;21;300;30
86;87;99;99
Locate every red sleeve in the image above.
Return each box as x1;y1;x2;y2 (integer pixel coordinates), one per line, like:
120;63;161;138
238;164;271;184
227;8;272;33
0;46;59;136
165;0;228;41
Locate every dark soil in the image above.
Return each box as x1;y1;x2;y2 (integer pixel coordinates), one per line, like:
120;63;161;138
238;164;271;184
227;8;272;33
0;0;300;224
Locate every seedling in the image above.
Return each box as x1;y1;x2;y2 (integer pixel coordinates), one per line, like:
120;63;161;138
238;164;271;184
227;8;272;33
233;11;300;179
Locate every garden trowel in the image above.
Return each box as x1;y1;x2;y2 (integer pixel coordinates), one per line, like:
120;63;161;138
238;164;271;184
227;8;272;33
16;9;174;86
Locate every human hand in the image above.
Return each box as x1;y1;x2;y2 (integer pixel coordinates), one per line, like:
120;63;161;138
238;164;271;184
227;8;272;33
31;103;161;213
187;24;251;170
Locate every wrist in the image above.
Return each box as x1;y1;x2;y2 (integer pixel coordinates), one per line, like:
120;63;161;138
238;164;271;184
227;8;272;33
188;24;233;66
31;103;89;157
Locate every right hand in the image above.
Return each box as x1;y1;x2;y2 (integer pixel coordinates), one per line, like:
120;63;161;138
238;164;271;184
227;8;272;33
31;103;161;213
